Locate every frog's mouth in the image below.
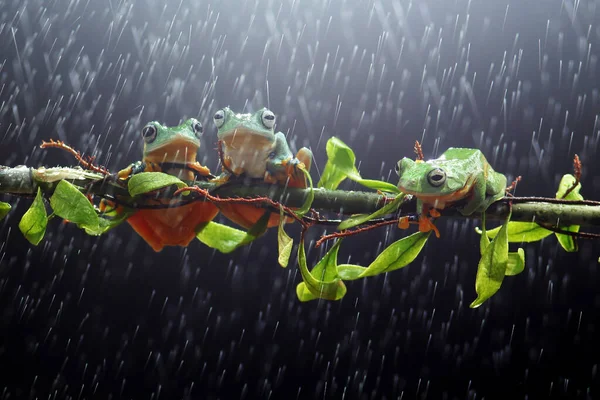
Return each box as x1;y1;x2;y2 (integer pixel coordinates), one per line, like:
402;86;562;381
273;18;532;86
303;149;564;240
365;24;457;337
145;135;200;164
220;127;273;149
398;175;476;204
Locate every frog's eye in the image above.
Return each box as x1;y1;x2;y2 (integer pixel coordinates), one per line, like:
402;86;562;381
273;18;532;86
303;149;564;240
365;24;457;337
394;162;401;176
142;124;157;144
261;109;276;129
191;119;203;137
213;110;225;128
427;168;446;187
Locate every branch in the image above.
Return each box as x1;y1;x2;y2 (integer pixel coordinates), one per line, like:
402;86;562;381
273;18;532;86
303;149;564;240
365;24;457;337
1;165;600;227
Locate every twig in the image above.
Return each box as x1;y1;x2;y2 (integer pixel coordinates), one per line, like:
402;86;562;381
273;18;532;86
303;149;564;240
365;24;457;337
315;219;400;248
40;140;110;175
562;154;581;199
414;141;424;161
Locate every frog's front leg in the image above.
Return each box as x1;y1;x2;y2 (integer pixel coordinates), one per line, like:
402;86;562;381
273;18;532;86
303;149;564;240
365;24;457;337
265;132;312;188
458;178;487;215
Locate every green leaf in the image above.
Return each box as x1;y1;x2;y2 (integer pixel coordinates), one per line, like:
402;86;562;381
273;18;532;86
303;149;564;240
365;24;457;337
195;212;268;254
353;178;401;194
470;214;509;308
478;221;552;243
18;187;47;245
296;238;347;301
505;248;525;276
128;172;187;197
277;207;293;268
317;137;361;189
0;202;11;220
556;174;583;200
338;194;404;231
555;174;583;252
357;231;430;278
555;226;579;252
294;167;314;217
337;264;368;280
84;209;136;236
50;180;99;230
196;222;256;253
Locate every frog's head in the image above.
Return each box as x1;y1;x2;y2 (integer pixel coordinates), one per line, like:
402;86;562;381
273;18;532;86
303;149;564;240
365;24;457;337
141;118;203;163
396;157;470;198
213;107;276;142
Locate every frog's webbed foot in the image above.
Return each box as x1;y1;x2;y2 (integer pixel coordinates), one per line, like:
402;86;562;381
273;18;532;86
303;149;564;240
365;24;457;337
397;207;441;238
210;172;233;185
188;162;214;179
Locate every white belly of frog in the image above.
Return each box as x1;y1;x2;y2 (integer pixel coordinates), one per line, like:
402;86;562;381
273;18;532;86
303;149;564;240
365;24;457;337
223;142;275;179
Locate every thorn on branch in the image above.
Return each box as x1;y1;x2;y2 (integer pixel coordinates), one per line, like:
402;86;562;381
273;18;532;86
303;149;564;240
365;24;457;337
414;141;424;161
315;219;400;248
562;154;581;199
505;176;522;196
174;185;311;229
40;139;110;176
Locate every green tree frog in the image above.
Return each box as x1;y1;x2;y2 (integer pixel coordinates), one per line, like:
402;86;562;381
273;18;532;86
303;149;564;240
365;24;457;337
102;119;219;251
395;148;507;237
211;107;313;229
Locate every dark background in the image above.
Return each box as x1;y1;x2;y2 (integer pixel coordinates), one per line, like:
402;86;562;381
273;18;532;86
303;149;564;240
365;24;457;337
1;0;599;398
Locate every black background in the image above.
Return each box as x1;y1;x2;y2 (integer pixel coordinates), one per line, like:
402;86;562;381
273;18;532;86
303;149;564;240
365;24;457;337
1;0;599;398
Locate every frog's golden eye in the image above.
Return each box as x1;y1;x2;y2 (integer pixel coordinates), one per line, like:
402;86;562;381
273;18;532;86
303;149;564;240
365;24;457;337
213;109;225;128
261;109;276;129
191;119;203;137
142;124;157;144
427;168;446;187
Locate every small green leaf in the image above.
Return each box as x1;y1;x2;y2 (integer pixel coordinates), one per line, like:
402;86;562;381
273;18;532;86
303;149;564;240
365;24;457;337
353;178;401;194
505;248;525;276
277;207;293;268
18;187;47;245
128;172;187;197
337;264;368;280
470;214;509;308
338;194;404;231
0;202;11;220
554;174;583;252
196;222;256;253
317;137;361;189
294;167;314;217
555;226;579;252
556;174;583;200
358;231;430;278
84;209;136;236
50;180;99;230
478;221;552;243
296;238;347;301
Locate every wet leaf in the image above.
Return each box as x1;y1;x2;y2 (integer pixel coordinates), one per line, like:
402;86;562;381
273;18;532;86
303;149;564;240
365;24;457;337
128;172;186;197
353;178;401;194
338;194;404;231
317;137;361;189
470;215;509;308
478;221;552;243
277;207;293;268
296;238;346;301
336;264;368;280
18;188;47;246
505;248;525;276
50;180;99;230
196;222;256;253
357;231;430;277
84;209;136;236
294;167;314;217
195;212;269;254
555;174;583;252
0;202;11;220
